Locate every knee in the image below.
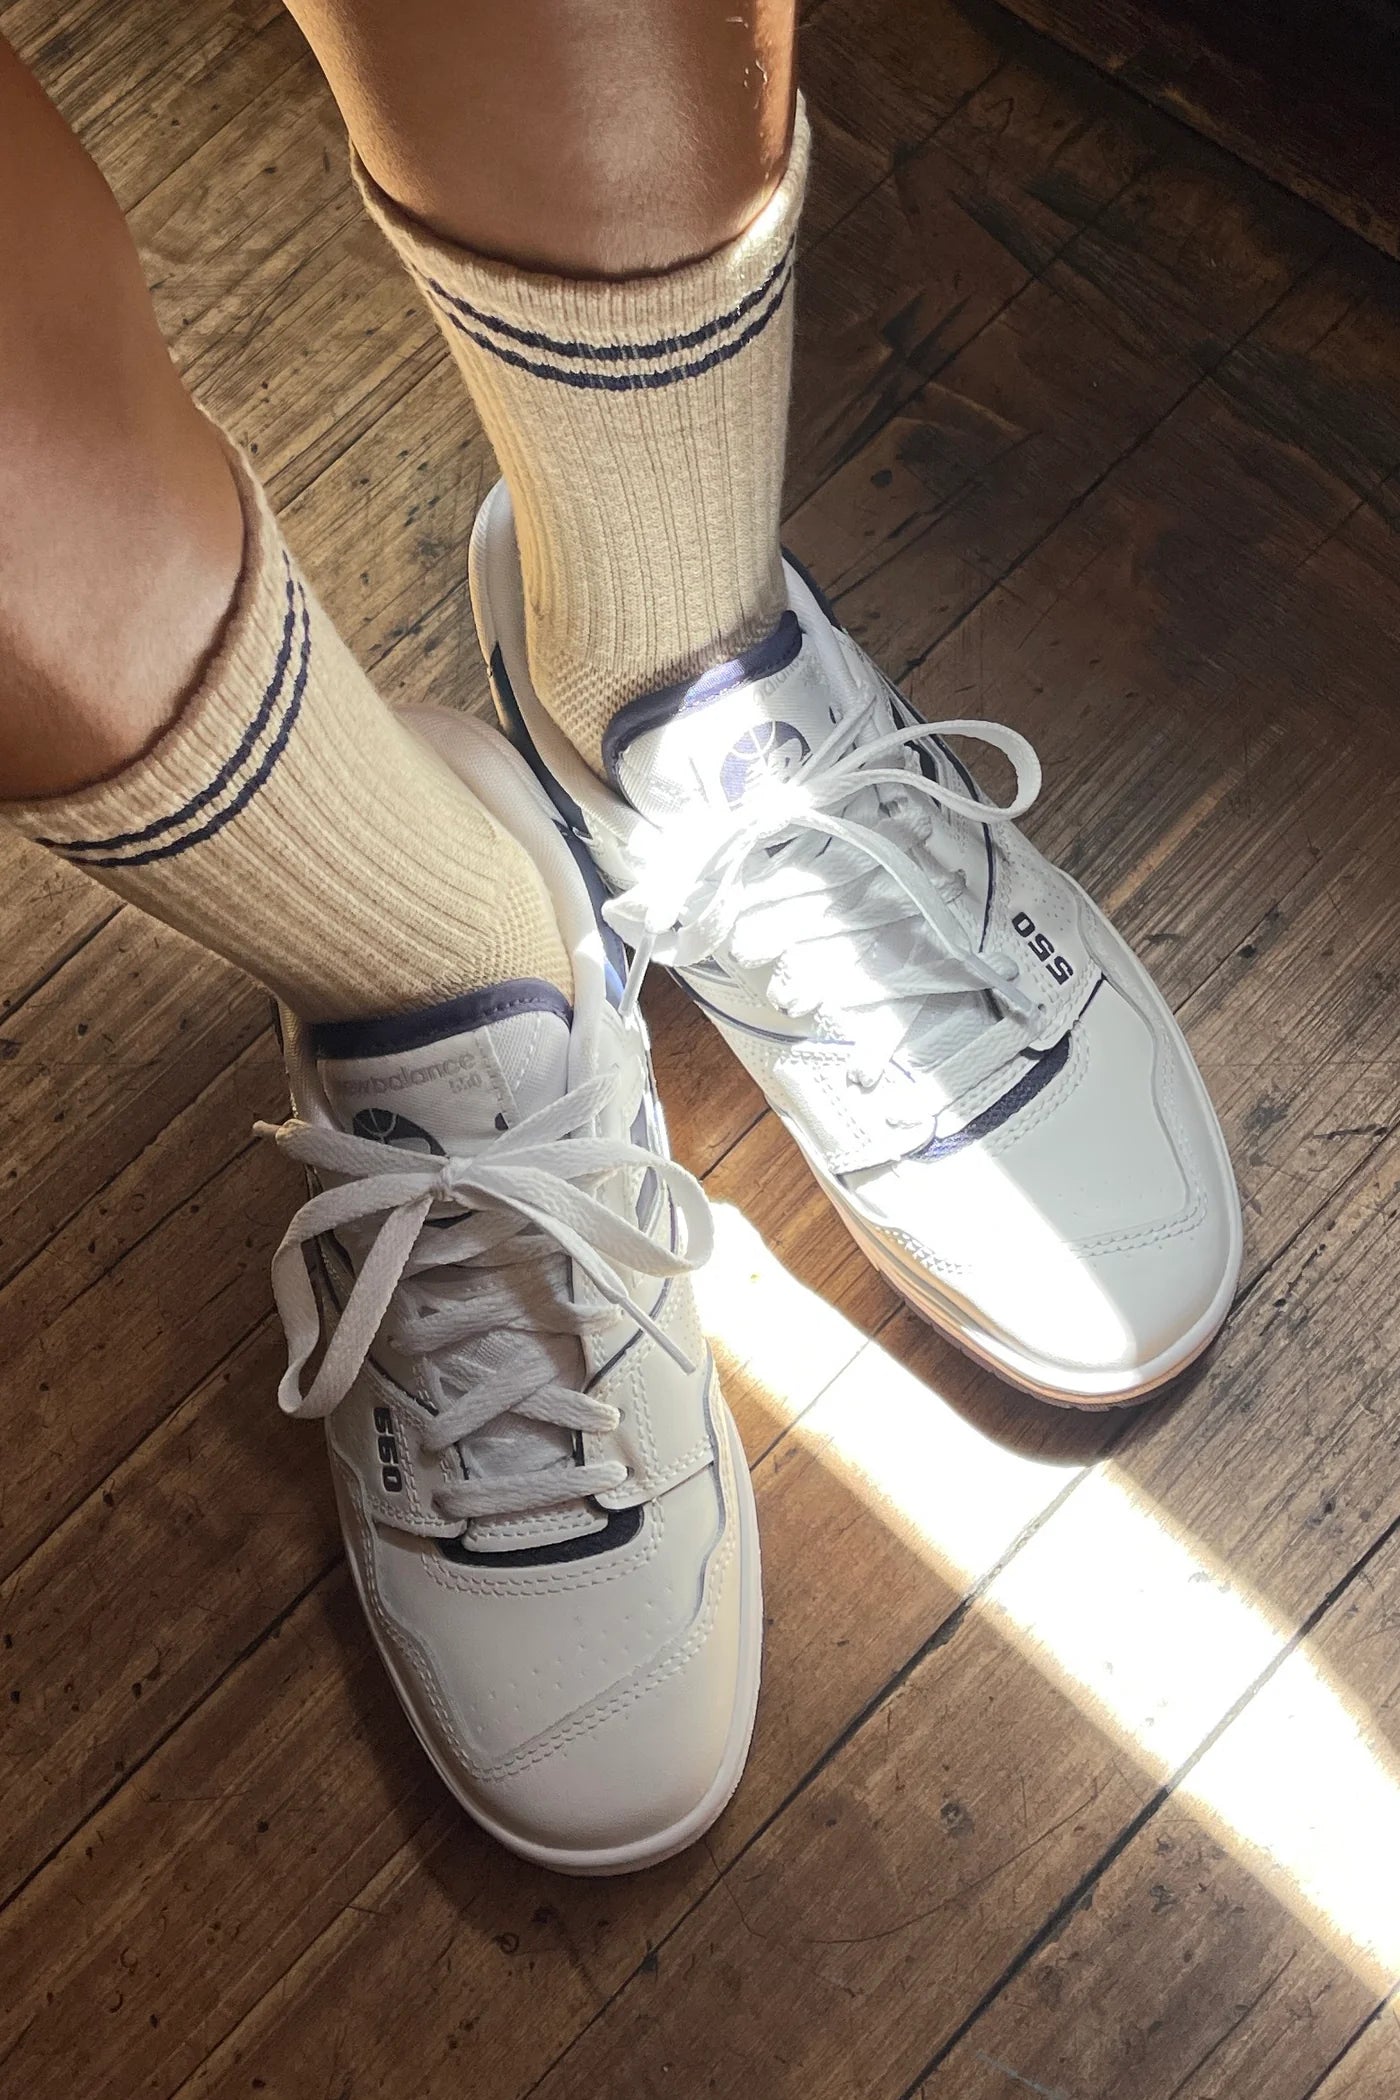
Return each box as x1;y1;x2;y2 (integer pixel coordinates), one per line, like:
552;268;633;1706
0;395;244;797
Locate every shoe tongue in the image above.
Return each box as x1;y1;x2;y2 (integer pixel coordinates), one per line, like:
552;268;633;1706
313;981;572;1155
604;611;845;820
606;621;996;1098
312;981;601;1557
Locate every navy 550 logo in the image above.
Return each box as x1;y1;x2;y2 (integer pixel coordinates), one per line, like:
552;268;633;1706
373;1405;404;1493
1012;910;1075;986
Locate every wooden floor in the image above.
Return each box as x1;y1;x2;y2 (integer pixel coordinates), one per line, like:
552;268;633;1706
4;2;1400;2095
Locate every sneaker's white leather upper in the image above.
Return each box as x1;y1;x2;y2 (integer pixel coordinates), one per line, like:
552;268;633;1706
471;479;1242;1400
261;716;759;1867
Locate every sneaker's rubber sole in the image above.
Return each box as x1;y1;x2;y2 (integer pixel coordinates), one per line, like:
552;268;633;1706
827;1186;1239;1409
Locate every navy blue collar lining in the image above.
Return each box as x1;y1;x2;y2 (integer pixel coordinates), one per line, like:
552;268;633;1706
309;979;573;1062
600;611;804;794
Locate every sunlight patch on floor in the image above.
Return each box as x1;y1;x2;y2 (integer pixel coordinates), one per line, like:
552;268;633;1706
696;1204;1084;1568
691;1199;877;1438
1183;1633;1400;1979
701;1203;1400;1986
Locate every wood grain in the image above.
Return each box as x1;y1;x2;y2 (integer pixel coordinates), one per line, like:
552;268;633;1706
996;0;1400;268
0;1;286;210
0;1317;336;1904
0;1569;442;2100
0;919;265;1290
927;1523;1400;2098
0;1138;290;1582
0;833;115;1021
1310;2004;1400;2100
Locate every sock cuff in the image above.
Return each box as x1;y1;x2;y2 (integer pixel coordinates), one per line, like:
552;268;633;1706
4;449;311;868
355;98;810;393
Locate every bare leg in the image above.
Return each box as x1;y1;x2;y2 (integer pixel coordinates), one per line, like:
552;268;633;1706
0;40;243;796
284;0;797;275
0;36;569;1012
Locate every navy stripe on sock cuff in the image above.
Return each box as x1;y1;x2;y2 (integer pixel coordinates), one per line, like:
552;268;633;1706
435;261;792;394
49;587;312;871
423;239;793;368
35;559;301;859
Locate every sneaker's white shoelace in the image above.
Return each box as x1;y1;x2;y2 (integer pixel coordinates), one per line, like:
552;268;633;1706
257;1071;711;1527
606;671;1047;1122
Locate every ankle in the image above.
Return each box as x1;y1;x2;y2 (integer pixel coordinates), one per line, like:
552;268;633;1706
359;102;808;779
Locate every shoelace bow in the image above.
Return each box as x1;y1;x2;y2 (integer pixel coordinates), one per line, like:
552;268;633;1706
606;675;1049;1117
257;1071;711;1527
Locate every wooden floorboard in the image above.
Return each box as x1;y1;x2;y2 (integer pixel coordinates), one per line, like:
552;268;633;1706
3;2;1400;2097
0;835;117;1022
1309;1999;1400;2100
994;0;1400;269
925;1518;1400;2098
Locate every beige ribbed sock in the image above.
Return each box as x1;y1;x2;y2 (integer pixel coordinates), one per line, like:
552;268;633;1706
4;448;570;1020
357;104;810;776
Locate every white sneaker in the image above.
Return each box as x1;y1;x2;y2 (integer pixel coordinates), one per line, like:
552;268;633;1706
470;481;1243;1407
259;713;760;1873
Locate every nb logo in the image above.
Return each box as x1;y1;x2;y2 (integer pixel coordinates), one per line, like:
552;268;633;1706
353;1108;444;1157
1012;910;1075;986
373;1405;404;1494
719;719;810;805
